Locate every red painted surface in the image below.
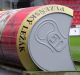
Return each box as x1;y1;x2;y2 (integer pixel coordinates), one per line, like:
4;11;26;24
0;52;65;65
0;7;38;65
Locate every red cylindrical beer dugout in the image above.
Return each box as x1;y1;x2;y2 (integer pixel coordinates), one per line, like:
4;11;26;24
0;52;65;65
0;5;74;71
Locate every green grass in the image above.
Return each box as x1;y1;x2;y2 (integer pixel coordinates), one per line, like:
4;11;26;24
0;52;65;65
70;36;80;62
70;36;80;70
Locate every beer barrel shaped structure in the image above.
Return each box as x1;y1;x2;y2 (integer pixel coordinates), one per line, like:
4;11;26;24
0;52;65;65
0;5;78;71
